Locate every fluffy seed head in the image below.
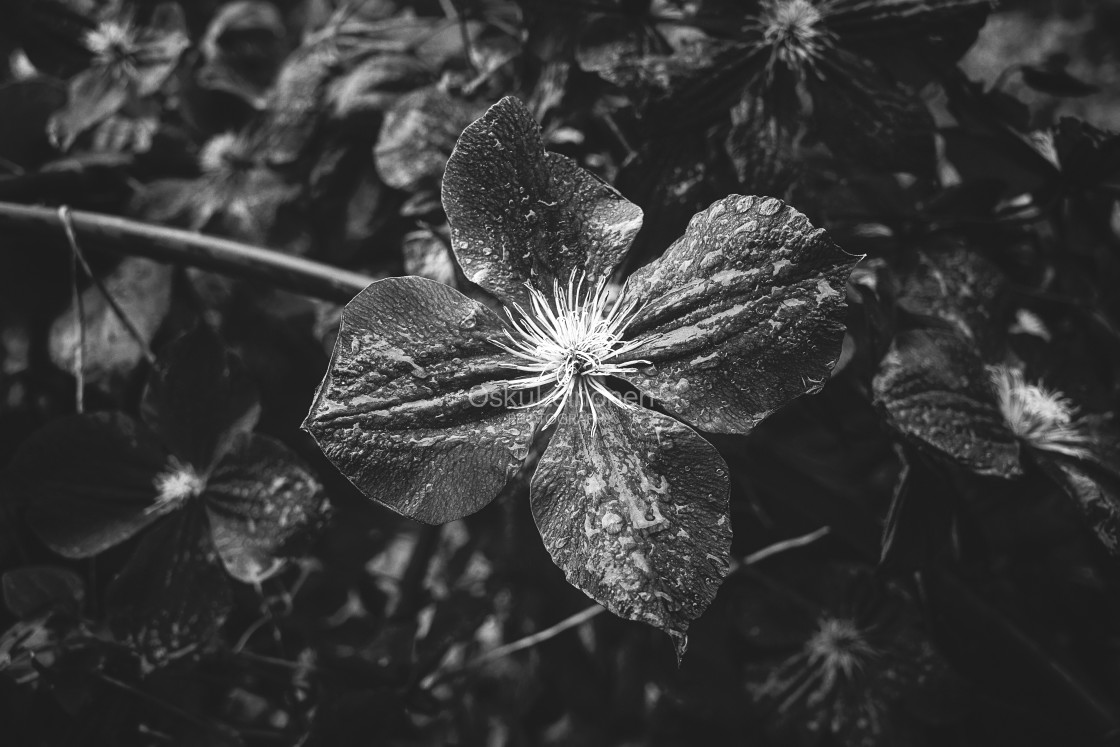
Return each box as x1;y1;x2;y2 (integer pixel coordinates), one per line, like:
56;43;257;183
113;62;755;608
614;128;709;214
494;272;654;431
990;365;1092;459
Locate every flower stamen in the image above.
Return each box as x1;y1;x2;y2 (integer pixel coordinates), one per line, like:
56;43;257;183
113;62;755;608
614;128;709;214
493;271;654;431
990;365;1092;459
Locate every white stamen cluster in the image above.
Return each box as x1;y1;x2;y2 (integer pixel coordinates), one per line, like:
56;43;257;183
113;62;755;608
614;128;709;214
494;272;652;430
754;0;834;76
85;20;137;63
150;460;205;515
805;617;878;685
990;365;1092;459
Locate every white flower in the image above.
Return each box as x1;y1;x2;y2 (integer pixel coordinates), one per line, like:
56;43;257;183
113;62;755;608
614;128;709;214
990;365;1092;460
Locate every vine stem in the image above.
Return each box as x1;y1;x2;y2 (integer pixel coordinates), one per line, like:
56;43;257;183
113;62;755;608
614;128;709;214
0;202;376;303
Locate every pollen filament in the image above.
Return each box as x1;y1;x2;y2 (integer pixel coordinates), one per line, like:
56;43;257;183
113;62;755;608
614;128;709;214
990;365;1092;459
493;272;653;431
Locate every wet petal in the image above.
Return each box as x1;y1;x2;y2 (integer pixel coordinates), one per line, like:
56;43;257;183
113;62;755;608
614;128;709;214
15;413;166;558
619;195;859;434
205;434;330;584
442;96;643;308
141;326;261;474
530;401;731;658
304;277;539;524
1034;446;1120;555
107;506;232;665
873;329;1022;477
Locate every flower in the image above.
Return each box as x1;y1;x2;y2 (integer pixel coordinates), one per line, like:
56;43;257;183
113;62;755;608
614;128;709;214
579;0;992;178
48;1;189;150
8;328;329;663
989;364;1092;460
304;96;859;656
739;563;954;747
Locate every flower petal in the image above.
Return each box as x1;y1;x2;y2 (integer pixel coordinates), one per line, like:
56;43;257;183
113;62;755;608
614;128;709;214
141;326;261;474
442;96;643;308
618;195;859;434
304;277;539;524
873;329;1022;477
205;434;330;584
15;413;166;558
107;506;232;664
529;402;731;659
1034;446;1120;555
809;50;937;176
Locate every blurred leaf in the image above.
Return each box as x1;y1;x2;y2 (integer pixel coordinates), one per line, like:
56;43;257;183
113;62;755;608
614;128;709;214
375;87;485;192
2;566;85;619
1020;64;1099;98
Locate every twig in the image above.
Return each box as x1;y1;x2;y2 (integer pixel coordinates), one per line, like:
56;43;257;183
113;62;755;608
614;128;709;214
0;203;375;303
58;206;156;365
741;526;831;567
67;217;85;414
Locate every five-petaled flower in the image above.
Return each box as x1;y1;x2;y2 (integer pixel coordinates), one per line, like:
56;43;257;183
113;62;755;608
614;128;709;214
304;96;859;656
9;328;329;664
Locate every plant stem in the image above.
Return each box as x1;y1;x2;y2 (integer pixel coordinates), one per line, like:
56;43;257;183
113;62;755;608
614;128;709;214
0;202;376;303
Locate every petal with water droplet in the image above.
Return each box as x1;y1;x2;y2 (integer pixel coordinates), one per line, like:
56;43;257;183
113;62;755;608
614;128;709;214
442;96;643;308
304;277;540;523
873;329;1021;478
205;434;330;584
530;401;731;659
619;195;859;434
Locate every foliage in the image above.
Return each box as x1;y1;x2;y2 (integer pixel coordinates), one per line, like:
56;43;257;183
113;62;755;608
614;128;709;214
1;0;1120;745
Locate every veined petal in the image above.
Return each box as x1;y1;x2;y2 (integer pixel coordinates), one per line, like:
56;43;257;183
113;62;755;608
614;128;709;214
16;413;167;558
618;195;859;434
530;400;731;659
442;96;643;308
205;434;330;584
304;277;540;524
872;329;1022;478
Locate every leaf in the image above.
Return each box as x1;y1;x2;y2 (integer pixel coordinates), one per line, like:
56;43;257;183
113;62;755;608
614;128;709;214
303;277;539;524
141;327;261;475
809;50;937;176
49;258;172;391
879;445;956;573
107;506;231;664
530;400;731;659
442;96;644;308
49;67;130;150
2;566;85;619
375;87;484;192
205;434;330;584
17;413;166;558
620;195;859;434
872;329;1022;478
129;3;190;96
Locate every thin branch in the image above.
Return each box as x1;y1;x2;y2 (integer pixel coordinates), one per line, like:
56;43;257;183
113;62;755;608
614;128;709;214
67;219;85;413
0;202;376;303
741;526;831;567
58;206;156;365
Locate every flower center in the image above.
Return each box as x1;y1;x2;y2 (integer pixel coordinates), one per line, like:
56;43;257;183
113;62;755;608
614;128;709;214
150;459;205;515
805;617;877;681
758;0;831;73
494;272;652;430
989;365;1091;459
85;21;138;64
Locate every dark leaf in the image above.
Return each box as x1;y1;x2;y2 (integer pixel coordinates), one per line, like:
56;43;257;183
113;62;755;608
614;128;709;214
530;400;731;658
375;87;485;192
141;327;261;474
879;446;956;573
2;566;85;619
0;79;67;169
107;506;231;664
18;413;166;558
872;329;1021;478
205;434;330;584
304;277;539;524
442;96;644;308
621;195;859;434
